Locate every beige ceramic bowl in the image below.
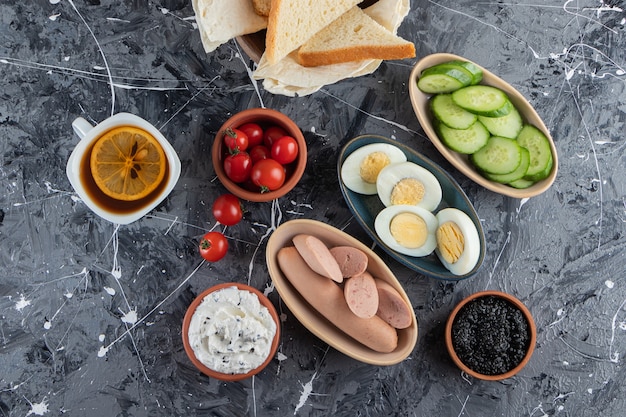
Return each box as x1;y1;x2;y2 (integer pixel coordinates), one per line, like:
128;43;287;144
212;108;307;202
266;219;418;365
182;282;281;381
409;53;558;199
445;290;536;381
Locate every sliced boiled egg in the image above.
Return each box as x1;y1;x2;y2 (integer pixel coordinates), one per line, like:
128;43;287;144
435;208;480;275
341;143;407;195
376;161;443;212
374;205;438;257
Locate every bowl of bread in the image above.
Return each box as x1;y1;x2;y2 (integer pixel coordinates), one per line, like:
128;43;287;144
192;0;415;96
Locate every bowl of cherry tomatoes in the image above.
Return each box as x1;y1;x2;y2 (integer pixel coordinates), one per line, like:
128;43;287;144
212;108;307;202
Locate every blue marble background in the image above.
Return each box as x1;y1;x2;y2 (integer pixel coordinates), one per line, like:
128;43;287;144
1;0;625;416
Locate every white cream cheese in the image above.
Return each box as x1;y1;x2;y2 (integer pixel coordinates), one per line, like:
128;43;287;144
188;286;277;374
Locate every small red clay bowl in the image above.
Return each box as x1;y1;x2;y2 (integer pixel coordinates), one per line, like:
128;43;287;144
212;108;307;202
445;290;536;381
182;282;280;381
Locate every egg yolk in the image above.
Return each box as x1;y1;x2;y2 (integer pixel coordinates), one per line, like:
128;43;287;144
359;151;391;184
436;221;464;264
389;212;428;249
390;178;426;206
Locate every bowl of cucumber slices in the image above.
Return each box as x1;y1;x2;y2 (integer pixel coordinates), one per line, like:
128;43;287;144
409;53;558;199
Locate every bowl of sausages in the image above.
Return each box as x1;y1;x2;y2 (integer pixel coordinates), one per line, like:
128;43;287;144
266;219;418;365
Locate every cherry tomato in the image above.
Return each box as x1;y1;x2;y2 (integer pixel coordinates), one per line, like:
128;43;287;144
263;126;288;147
250;159;286;192
199;231;228;262
223;151;252;183
223;128;249;152
249;145;271;164
238;123;264;147
271;136;299;165
212;194;243;226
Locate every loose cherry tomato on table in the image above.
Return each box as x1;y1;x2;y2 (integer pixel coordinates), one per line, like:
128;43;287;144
271;136;299;164
263;126;288;147
249;145;271;164
223;151;252;183
250;158;286;193
212;194;243;226
199;231;228;262
223;128;249;152
238;123;264;147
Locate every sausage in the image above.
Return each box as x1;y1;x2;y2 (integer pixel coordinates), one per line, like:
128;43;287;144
292;234;343;283
375;279;413;329
344;271;379;319
277;246;398;353
329;246;368;278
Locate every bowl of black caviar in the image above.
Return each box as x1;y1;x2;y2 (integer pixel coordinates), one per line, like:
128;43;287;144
445;290;536;380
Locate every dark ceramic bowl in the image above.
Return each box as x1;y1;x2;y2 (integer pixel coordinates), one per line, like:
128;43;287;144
212;108;307;202
445;290;536;380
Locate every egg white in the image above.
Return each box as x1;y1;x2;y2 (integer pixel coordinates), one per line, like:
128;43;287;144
341;143;407;195
376;161;442;211
435;208;480;275
374;205;438;257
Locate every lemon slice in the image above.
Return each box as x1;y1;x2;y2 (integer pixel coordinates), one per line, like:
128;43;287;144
90;126;166;201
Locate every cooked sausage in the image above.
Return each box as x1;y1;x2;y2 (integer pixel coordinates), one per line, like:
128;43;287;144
344;271;379;319
292;234;343;283
329;246;368;278
375;279;413;329
277;246;398;353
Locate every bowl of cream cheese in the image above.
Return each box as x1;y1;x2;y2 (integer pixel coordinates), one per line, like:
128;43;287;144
182;282;280;381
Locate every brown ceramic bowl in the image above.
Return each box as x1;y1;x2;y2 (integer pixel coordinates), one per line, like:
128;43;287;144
409;53;558;199
212;108;307;202
445;290;536;381
182;282;280;381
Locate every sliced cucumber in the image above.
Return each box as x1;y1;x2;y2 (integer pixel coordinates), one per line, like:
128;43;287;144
452;85;512;117
484;147;530;184
470;136;522;175
524;152;553;182
417;64;473;94
516;124;552;178
447;60;483;85
430;94;477;129
437;120;490;154
508;178;535;189
478;106;523;139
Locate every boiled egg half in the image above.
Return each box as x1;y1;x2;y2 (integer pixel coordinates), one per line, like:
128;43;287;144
341;143;407;195
374;205;438;257
376;161;442;212
435;208;480;275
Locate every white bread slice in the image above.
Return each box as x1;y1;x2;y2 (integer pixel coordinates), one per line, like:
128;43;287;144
265;0;363;65
252;0;271;16
296;6;415;67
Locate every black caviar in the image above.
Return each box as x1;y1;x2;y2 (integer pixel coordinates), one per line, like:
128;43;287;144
451;295;530;376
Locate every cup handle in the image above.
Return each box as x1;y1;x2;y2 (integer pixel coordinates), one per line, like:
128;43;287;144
72;117;95;140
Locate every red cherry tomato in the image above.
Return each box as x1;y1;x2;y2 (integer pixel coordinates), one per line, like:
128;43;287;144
238;123;264;147
263;126;288;147
212;194;243;226
250;159;286;192
223;128;249;152
199;231;228;262
271;136;299;165
249;145;271;164
223;151;252;183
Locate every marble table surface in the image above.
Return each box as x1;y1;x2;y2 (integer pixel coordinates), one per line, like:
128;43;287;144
1;1;625;416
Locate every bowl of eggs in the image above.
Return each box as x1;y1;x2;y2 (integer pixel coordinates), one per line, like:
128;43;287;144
337;135;485;280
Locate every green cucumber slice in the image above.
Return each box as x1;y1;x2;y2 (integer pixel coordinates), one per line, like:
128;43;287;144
447;60;483;85
524;152;553;182
508;178;535;189
478;106;523;139
484;147;530;184
430;94;477;129
470;136;522;174
437;120;490;154
417;64;473;94
452;85;512;117
516;124;553;178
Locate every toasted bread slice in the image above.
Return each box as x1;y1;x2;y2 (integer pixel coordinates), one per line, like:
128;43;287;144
296;6;415;67
265;0;362;65
252;0;271;16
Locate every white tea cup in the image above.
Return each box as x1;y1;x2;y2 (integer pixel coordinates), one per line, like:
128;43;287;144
66;113;181;224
